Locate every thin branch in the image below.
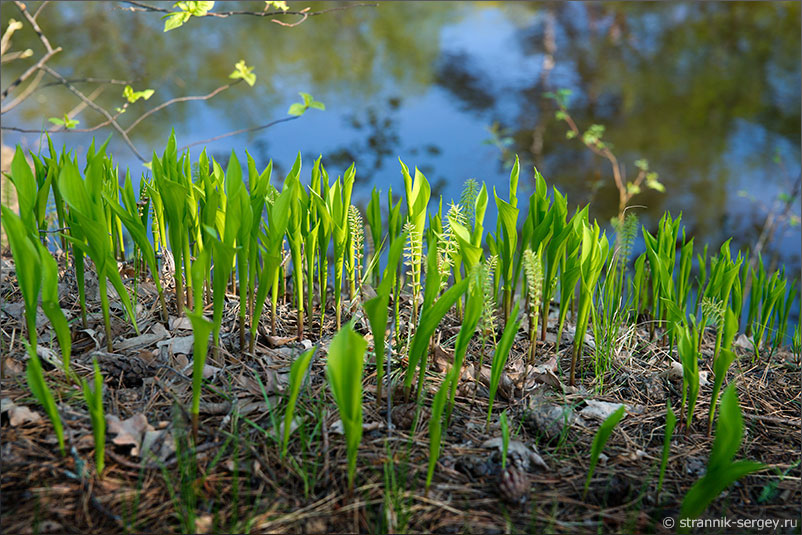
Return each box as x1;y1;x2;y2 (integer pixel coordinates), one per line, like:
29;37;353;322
177;116;299;152
33;1;50;22
0;46;61;100
0;69;44;114
40;77;134;88
120;1;377;20
48;86;105;133
124;81;239;134
1;49;34;63
40;65;146;162
15;1;55;53
2;100;131;133
271;8;309;28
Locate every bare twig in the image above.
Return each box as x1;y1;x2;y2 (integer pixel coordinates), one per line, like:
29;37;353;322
1;49;34;63
40;77;134;88
124;81;240;134
177;116;299;152
0;46;61;100
121;1;377;20
33;1;50;22
0;69;43;113
15;1;55;53
40;65;146;162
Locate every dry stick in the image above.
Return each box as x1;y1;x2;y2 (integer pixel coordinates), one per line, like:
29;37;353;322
40;65;146;162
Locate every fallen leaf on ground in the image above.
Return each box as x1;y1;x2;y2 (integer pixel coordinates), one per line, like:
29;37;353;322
106;413;154;456
579;400;629;421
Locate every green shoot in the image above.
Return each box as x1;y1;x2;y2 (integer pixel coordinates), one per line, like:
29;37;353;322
487;303;520;426
500;410;510;471
282;347;315;459
325;321;367;491
584;404;626;498
26;343;65;456
570;222;609;385
679;385;764;526
81;358;106;476
657;401;676;503
677;319;700;432
426;365;456;496
363;231;407;405
708;348;737;436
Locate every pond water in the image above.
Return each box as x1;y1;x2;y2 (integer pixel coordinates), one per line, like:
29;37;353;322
2;2;800;282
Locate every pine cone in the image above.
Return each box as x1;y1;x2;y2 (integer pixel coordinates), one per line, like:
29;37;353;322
391;403;417;431
498;466;528;505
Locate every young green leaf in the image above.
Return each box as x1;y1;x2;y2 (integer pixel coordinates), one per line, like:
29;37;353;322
426;365;457;494
26;343;65;456
326;322;367;490
282;347;314;459
584;404;626;497
122;85;155;103
708;348;737;436
679;385;764;526
229;59;256;86
81;358;106;475
487;303;520;424
657;401;676;502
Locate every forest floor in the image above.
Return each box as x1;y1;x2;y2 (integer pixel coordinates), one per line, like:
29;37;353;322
1;253;800;534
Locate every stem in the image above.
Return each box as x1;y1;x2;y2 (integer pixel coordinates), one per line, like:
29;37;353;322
99;277;113;352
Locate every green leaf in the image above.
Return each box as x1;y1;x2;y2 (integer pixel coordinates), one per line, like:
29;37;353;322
265;1;289;10
404;276;470;390
1;206;41;343
584;404;626;496
426;365;456;492
122;85;155;103
626;182;641;195
26;343;65;455
283;348;314;458
487;303;520;422
37;241;71;371
680;385;764;525
287;103;306;116
48;114;78;129
647;175;665;192
162;11;190;32
229;59;256;86
81;358;106;474
326;322;367;489
288;92;325;116
657;401;676;498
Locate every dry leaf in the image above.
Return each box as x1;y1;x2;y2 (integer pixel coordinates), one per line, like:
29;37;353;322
169;316;193;331
195;515;214;534
9;404;42;426
2;358;24;377
106;413;153;456
266;334;295;347
116;332;165;351
579;400;629;421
